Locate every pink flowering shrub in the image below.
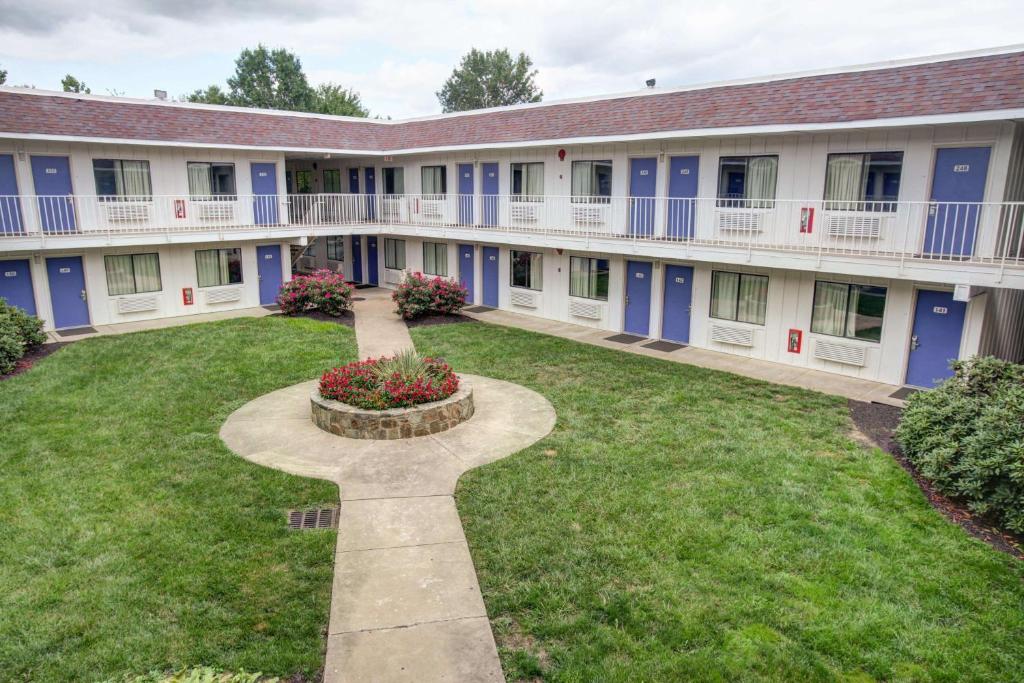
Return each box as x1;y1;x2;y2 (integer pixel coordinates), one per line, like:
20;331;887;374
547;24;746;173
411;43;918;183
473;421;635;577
319;351;460;410
392;272;468;320
278;270;353;317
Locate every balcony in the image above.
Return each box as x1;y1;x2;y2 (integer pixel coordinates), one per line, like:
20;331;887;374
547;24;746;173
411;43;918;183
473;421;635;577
2;193;1023;285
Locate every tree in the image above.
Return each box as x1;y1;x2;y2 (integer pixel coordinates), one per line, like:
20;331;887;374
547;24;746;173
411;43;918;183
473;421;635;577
311;83;369;117
437;48;542;113
0;66;6;86
186;84;231;105
61;74;90;94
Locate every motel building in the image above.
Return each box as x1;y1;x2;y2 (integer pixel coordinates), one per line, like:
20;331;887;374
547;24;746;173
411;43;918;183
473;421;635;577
2;46;1024;390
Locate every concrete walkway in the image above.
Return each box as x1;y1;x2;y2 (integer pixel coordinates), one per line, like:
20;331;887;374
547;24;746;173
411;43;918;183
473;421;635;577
221;292;556;682
461;307;906;406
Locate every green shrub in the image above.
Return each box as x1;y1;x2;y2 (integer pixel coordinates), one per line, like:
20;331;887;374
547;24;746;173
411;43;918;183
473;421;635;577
277;270;353;317
391;272;467;319
109;667;276;683
896;356;1024;532
0;297;46;375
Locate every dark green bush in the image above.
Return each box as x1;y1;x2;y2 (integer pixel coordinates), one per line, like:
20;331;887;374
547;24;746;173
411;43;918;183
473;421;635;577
896;356;1024;533
0;297;46;375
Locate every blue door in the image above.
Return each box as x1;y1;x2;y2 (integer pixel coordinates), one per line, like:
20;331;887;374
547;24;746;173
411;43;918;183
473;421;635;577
924;147;990;257
667;156;698;239
251;163;279;225
364;168;376;220
31;156;76;233
482;246;499;307
0;154;23;235
0;259;36;315
458;164;474;225
624;260;652;336
348;169;360;194
351;235;363;282
482;163;499;227
905;289;967;388
661;264;693;343
366;236;379;285
459;244;475;302
257;245;282;305
629;158;658;236
46;256;89;329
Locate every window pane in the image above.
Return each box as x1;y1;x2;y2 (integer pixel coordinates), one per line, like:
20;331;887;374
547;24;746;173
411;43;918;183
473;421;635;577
121;161;152;197
848;285;886;341
811;282;850;336
195;249;220;287
569;257;587;297
383;168;404;195
824;154;864;210
594;163;612;197
188;163;212;196
572;161;612;200
327;236;344;261
132;253;161;293
718;158;747;201
422;166;446;195
211;164;236;196
295;170;313;194
736;274;768;325
424;242;447;276
864;152;902;211
323;169;341;193
511;250;542;290
710;271;739;320
94;160;118;197
104;254;136;295
223;248;242;284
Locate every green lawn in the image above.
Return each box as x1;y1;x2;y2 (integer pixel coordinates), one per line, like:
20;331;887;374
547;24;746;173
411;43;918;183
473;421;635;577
411;322;1024;683
0;317;356;682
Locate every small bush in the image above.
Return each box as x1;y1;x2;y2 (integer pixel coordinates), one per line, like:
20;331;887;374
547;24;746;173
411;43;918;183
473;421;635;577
0;297;46;375
277;270;353;317
110;667;276;683
392;272;467;320
319;349;459;410
896;356;1024;533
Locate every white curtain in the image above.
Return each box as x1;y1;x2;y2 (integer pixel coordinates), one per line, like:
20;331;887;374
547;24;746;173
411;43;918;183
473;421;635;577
119;161;152;198
711;271;739;320
196;249;228;287
424;243;447;276
527;252;542;289
422;167;445;196
737;275;768;325
811;282;849;336
188;164;212;197
824;155;864;210
572;162;590;197
105;255;135;295
132;253;161;292
525;163;543;198
747;157;778;208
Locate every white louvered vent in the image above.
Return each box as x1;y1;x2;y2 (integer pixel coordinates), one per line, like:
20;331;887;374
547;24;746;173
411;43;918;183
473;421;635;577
420;200;444;219
716;210;763;232
510;203;538;222
197;202;235;221
384;269;403;285
104;202;151;223
568;299;602;320
572;205;605;225
116;295;159;314
825;213;883;239
710;324;755;347
510;289;538;308
205;287;243;304
813;339;867;366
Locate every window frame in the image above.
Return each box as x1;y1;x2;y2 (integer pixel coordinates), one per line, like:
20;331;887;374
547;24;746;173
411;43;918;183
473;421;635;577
709;270;769;326
569;256;609;301
326;236;344;262
421;165;447;197
322;169;342;194
422;241;448;277
384;238;406;270
104;252;162;296
194;247;243;288
187;161;237;200
823;151;904;212
510;250;543;291
93;159;153;201
571;160;613;203
810;280;888;343
510;162;545;202
383;167;405;195
716;155;779;208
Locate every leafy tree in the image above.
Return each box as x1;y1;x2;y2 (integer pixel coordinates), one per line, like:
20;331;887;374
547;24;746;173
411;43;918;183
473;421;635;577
437;48;542;112
61;74;90;94
311;83;369;117
0;66;6;86
186;84;231;105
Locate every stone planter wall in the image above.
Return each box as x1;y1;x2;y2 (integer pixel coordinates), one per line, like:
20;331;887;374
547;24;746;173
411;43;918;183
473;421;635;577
310;378;474;439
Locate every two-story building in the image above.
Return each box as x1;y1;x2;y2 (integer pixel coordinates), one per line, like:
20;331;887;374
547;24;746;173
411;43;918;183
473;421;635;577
2;46;1024;388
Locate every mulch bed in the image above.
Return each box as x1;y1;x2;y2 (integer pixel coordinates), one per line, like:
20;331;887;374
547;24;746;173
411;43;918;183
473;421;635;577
277;310;355;328
848;399;1023;560
404;313;478;329
0;342;67;383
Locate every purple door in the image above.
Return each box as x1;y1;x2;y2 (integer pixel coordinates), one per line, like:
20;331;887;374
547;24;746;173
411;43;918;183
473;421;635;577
458;164;474;225
629;158;658;236
31;156;76;233
251;163;279;225
482;246;499;307
364;168;376;220
257;245;282;305
667;156;698;239
0;154;23;235
351;235;363;282
482;163;499;227
661;264;693;343
0;259;36;315
924;147;990;257
348;169;360;194
366;236;379;285
624;260;652;336
459;244;475;302
46;256;89;329
905;289;967;387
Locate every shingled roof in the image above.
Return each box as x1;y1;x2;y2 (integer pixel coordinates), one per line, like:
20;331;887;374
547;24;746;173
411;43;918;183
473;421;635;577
1;49;1023;154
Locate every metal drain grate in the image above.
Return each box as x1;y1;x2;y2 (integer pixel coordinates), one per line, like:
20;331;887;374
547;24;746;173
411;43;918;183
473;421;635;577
287;507;339;530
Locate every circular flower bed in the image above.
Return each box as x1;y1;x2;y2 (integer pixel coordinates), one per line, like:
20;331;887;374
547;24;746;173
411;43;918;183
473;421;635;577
318;352;460;410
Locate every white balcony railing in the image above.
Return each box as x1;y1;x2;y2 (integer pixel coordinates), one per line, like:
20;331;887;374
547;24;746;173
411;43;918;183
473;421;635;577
2;193;1023;268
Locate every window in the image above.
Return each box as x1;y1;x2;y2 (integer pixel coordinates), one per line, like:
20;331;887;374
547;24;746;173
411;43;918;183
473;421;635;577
384;238;406;270
383;167;405;195
421;166;447;196
717;156;778;208
811;281;887;343
572;160;613;202
195;248;243;287
323;169;342;193
93;160;152;200
510;250;542;290
569;257;609;301
294;170;313;194
326;236;344;261
510;162;544;201
187;162;236;199
824;152;903;211
104;253;161;295
423;242;448;276
710;271;769;325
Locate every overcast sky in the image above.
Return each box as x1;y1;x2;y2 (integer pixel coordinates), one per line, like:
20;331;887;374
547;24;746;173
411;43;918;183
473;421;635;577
1;0;1022;118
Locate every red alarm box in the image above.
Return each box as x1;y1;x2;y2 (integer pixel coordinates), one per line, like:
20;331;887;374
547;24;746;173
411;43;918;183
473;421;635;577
182;287;194;306
787;328;802;353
